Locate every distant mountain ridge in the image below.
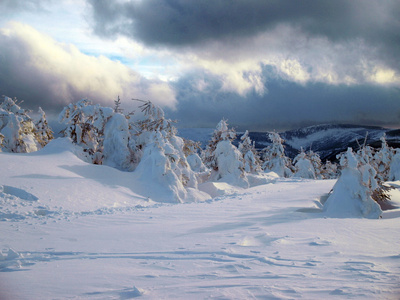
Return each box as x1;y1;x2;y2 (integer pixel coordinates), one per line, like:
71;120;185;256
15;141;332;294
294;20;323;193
179;124;400;162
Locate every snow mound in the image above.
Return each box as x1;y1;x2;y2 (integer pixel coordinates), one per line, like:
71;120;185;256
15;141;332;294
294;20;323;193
199;182;243;198
0;185;38;201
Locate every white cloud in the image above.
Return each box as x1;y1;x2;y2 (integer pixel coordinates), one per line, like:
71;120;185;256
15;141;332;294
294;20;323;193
0;22;177;110
167;24;400;93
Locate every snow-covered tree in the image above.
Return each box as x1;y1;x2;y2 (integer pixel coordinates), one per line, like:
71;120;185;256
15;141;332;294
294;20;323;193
133;100;202;201
373;134;393;181
58;99;114;163
388;149;400;181
0;132;4;150
262;132;293;177
293;148;316;179
321;160;338;179
35;107;54;147
238;130;262;174
307;150;323;179
323;148;382;219
102;113;134;170
203;120;248;187
0;96;39;153
183;138;206;171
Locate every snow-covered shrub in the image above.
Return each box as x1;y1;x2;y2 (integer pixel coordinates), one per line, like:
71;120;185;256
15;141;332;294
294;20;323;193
388;149;400;181
133;101;203;202
373;134;393;181
262;132;293;177
0;96;40;153
323;148;382;219
103;113;134;170
321;160;338;179
238;130;262;174
203;120;248;187
58;99;114;164
307;150;323;179
134;130;189;202
183;138;209;184
35;107;54;148
293;148;316;179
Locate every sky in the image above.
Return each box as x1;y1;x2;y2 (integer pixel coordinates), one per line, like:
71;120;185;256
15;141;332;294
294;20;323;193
0;0;399;131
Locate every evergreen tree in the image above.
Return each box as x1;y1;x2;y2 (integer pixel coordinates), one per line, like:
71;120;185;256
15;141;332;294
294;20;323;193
35;107;54;147
323;148;382;219
373;134;393;181
0;96;39;153
114;95;123;113
202;120;248;187
261;132;293;177
293;148;316;179
321;160;338;179
238;130;262;174
388;149;400;181
307;150;323;179
133;100;199;200
58;99;114;163
102;113;134;170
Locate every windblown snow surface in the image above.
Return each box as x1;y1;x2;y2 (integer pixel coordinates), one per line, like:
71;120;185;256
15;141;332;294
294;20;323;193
1;139;400;299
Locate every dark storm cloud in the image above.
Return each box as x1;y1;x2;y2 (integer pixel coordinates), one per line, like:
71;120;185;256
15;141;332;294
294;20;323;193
166;66;400;131
89;0;400;49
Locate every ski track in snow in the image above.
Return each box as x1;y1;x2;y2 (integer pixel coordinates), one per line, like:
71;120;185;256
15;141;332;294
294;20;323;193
1;183;400;299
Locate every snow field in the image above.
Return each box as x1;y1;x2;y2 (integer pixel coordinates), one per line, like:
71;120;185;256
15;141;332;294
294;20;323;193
1;140;400;299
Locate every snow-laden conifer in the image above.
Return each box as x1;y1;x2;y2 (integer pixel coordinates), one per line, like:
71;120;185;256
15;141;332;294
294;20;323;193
133;100;203;201
203;120;248;187
35;107;54;148
321;160;338;179
102;113;134;170
0;96;39;153
373;134;393;181
58;99;114;163
293;148;316;179
238;130;262;174
388;149;400;181
261;132;293;177
183;138;209;183
323;148;382;219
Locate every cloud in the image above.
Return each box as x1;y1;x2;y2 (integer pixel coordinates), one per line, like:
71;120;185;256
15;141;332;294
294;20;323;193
88;0;400;57
88;0;400;95
0;22;177;113
0;0;50;15
166;66;400;131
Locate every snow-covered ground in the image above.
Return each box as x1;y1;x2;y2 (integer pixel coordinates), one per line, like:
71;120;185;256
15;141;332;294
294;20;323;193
1;139;400;299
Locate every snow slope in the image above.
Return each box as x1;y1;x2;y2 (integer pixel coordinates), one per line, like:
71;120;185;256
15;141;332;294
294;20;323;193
1;139;400;299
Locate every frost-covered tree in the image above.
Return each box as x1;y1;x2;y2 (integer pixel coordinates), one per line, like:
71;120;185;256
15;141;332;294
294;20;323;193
373;134;393;181
35;107;54;148
262;132;293;177
102;113;134;170
58;99;114;163
184;138;207;171
203;120;248;187
388;149;400;181
238;130;262;174
307;150;323;179
0;96;39;153
321;160;338;179
293;148;316;179
0;132;4;150
133;100;201;201
323;148;382;219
